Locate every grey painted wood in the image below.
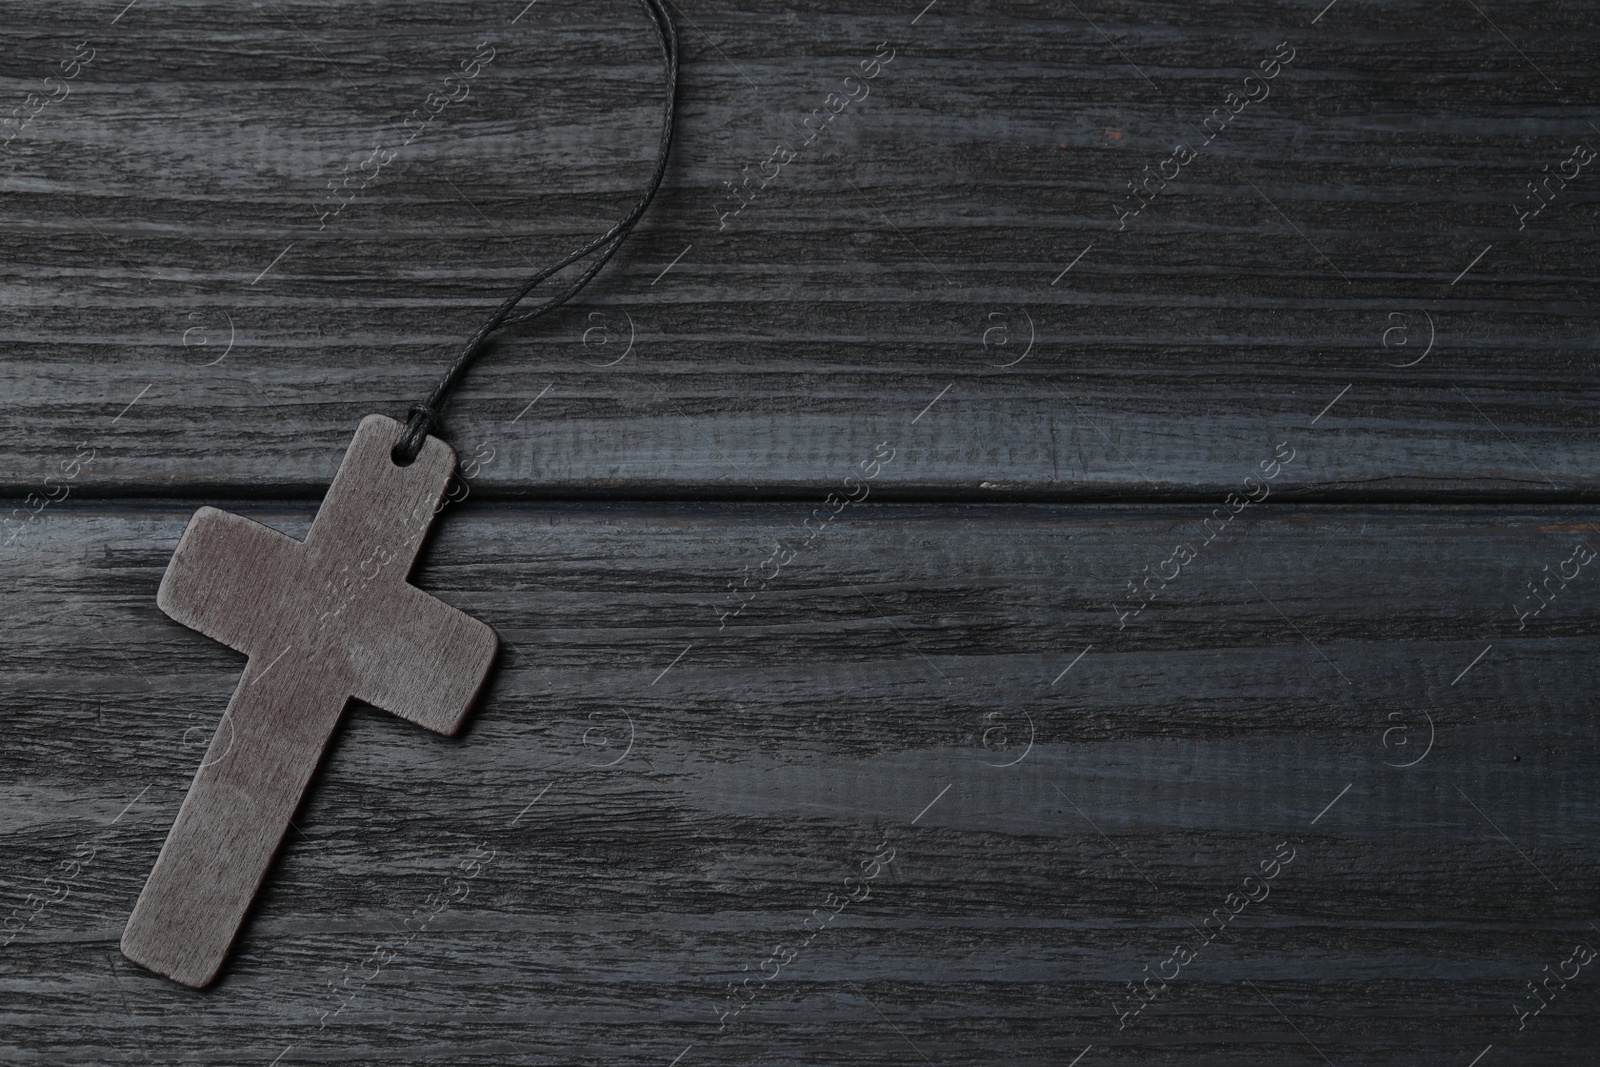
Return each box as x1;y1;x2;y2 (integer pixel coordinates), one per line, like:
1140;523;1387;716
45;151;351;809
4;0;1598;1062
4;501;1599;1064
0;0;1596;497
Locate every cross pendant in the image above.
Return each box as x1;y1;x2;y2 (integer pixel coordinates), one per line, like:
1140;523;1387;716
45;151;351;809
121;414;499;987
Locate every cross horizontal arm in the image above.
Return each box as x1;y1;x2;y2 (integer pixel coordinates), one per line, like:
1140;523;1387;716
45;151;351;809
156;507;303;657
348;583;498;735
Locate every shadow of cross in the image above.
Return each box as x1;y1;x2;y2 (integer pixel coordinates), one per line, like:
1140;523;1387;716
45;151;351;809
121;414;499;988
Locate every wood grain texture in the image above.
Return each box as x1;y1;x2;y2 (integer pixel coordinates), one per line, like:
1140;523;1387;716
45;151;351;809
122;415;497;987
0;0;1596;497
3;501;1599;1064
3;0;1598;1062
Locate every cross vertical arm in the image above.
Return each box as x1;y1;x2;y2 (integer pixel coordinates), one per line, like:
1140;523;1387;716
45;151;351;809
121;661;347;988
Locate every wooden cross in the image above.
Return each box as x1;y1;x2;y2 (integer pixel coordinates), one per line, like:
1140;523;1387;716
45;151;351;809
121;414;498;988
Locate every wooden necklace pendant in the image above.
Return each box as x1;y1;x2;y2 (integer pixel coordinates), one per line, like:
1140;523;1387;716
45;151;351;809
121;414;499;987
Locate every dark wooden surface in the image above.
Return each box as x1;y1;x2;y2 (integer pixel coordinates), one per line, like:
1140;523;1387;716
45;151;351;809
7;502;1600;1065
2;0;1598;500
3;0;1599;1063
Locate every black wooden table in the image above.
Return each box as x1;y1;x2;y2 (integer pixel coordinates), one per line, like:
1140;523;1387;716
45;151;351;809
4;1;1598;1063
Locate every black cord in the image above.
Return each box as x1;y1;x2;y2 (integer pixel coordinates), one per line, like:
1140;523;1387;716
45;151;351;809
393;0;679;464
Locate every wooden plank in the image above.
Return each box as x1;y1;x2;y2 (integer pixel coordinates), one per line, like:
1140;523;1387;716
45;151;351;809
0;0;1596;497
2;500;1598;1063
